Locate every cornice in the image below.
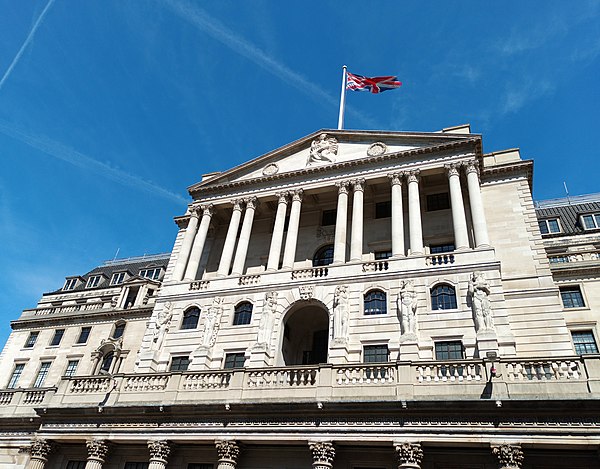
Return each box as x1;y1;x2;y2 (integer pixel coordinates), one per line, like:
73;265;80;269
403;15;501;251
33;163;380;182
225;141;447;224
481;159;533;189
11;307;154;330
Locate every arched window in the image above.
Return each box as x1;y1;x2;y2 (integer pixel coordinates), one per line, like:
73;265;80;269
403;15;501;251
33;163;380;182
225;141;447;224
181;307;200;330
112;321;126;339
233;302;253;325
100;352;114;373
313;244;334;267
364;290;387;315
431;284;457;310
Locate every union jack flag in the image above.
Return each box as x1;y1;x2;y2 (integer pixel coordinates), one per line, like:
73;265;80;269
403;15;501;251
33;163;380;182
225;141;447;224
346;71;402;94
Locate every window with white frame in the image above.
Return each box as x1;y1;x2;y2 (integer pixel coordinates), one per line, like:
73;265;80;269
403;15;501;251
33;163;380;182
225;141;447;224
33;362;51;388
571;331;599;355
24;331;39;348
560;286;586;309
110;272;126;285
85;275;101;288
139;268;161;280
7;363;25;389
63;278;78;290
170;356;190;371
224;352;246;369
581;213;600;230
538;218;561;234
64;360;79;377
364;290;387;315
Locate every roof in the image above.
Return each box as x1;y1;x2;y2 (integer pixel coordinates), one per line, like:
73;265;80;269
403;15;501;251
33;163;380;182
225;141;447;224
535;193;600;236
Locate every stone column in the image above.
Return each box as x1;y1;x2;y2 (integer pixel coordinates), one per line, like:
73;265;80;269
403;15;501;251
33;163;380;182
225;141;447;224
333;181;350;264
394;441;423;469
282;189;303;269
350;178;365;262
148;440;171;469
231;197;259;276
172;205;201;281
465;161;490;247
217;200;244;277
388;173;405;257
84;439;109;469
266;192;289;271
184;204;214;280
446;163;469;250
406;170;424;255
25;439;52;469
308;441;335;469
215;439;240;469
492;444;524;469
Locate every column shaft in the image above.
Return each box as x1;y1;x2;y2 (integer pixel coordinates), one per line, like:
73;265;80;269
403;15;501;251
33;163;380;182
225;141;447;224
282;190;303;269
85;461;103;469
350;179;365;262
446;164;469;250
266;193;289;271
184;204;214;279
231;198;258;276
172;207;200;281
333;182;349;264
148;440;171;469
215;440;240;469
389;173;405;257
407;171;424;255
217;201;243;277
466;162;490;247
26;439;52;469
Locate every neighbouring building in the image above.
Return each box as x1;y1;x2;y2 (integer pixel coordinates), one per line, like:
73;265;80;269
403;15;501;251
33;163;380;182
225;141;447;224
1;125;599;469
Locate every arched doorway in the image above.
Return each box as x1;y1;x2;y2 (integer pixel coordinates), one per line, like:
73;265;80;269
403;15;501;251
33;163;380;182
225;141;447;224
281;302;329;366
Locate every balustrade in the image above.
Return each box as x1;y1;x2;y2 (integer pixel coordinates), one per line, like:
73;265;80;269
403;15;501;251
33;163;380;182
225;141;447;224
416;361;483;383
182;372;232;390
247;368;317;387
425;254;455;266
291;267;328;279
123;375;170;392
189;280;210;290
362;261;389;272
239;275;261;285
23;390;47;405
0;391;13;405
505;359;582;381
69;377;112;393
336;364;396;385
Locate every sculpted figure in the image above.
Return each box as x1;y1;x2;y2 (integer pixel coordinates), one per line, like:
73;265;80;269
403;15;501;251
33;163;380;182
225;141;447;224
202;297;223;347
257;292;278;346
398;280;418;336
151;302;173;350
333;285;349;342
307;133;338;165
469;272;494;331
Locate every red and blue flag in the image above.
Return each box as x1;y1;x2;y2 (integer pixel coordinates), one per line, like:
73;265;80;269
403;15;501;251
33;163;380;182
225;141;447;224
346;72;402;94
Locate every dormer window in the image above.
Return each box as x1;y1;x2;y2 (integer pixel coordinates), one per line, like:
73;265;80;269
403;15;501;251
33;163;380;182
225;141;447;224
139;268;161;280
63;278;78;291
86;275;101;288
539;218;561;234
581;213;600;230
110;272;126;285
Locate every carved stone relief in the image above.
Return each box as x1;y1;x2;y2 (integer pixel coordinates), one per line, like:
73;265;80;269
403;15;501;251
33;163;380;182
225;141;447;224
367;141;387;156
307;133;338;166
333;285;349;344
398;280;418;340
468;271;494;332
202;297;223;347
256;291;278;347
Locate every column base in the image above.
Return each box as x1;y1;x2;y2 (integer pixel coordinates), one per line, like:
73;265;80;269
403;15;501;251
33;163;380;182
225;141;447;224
476;330;499;358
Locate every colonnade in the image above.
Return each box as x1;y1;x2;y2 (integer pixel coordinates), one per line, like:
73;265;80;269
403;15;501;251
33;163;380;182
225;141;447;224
171;160;489;281
24;437;525;469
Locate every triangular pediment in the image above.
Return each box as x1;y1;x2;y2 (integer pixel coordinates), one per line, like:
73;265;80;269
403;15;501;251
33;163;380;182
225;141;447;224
190;128;479;194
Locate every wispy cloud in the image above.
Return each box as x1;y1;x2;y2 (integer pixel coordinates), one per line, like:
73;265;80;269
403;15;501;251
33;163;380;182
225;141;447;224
0;0;55;91
500;79;554;115
161;0;376;127
0;121;187;205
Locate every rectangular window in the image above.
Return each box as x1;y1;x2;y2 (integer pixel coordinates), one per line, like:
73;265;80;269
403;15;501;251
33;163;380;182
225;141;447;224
7;363;25;389
64;360;79;377
560;286;585;309
63;278;78;290
170;356;190;372
572;331;599;355
435;341;464;360
224;352;246;369
374;250;392;260
375;201;391;219
124;463;149;469
85;275;101;288
24;331;39;348
581;213;600;230
549;255;569;264
33;362;51;388
110;272;126;285
76;327;92;344
50;329;65;346
112;323;126;339
538;218;561;234
430;243;455;253
66;462;87;469
363;345;389;363
426;192;450;211
188;465;214;469
321;209;337;226
139;268;161;280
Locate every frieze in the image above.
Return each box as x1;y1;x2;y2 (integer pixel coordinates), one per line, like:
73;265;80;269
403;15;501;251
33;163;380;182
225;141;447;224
262;163;279;176
367;141;387;156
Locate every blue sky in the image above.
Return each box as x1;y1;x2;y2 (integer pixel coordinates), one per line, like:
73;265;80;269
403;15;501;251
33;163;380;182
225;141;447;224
0;1;599;344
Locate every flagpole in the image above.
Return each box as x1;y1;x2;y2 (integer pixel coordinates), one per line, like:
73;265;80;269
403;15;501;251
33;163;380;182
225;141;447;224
337;65;347;130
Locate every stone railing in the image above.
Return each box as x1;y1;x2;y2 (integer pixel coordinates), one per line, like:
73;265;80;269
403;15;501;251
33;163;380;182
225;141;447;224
122;374;170;392
425;254;455;266
0;391;14;406
23;390;47;405
504;358;582;381
69;376;113;394
239;275;261;286
0;387;56;416
416;360;483;383
362;261;389;272
548;251;600;266
182;371;232;390
247;367;318;387
336;364;396;385
189;280;210;290
291;267;328;279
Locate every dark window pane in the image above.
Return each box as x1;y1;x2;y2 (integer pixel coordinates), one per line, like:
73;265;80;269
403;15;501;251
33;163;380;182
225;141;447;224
224;353;246;369
8;364;25;388
427;193;450;211
77;327;91;344
435;341;464;360
124;463;149;469
364;290;387;315
321;209;337;226
431;284;457;310
34;362;51;387
547;219;560;232
50;329;64;346
430;243;455;254
181;308;200;329
113;323;126;339
100;353;114;373
375;201;391;219
374;250;392;260
313;245;334;267
233;302;253;325
66;462;87;469
188;465;214;469
170;356;190;371
538;220;549;234
560;286;585;308
65;360;79;377
25;332;39;348
363;345;389;363
572;331;598;355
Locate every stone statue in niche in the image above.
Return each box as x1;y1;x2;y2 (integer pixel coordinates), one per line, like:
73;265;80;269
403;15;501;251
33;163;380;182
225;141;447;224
333;285;349;343
398;280;418;338
307;133;338;165
257;291;278;347
151;302;173;351
469;271;494;332
202;297;223;347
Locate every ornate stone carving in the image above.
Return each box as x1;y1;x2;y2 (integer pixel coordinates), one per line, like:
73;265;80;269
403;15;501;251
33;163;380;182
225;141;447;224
308;133;338;165
469;271;494;332
308;440;335;468
231;199;244;212
335;180;350;194
398;280;418;339
299;285;314;300
190;204;203;217
110;295;119;308
492;444;524;469
351;178;366;192
406;169;420;184
333;286;350;344
464;159;480;176
202;297;223;347
292;189;304;202
367;141;387;156
245;197;259;210
86;439;109;462
148;439;171;463
28;438;52;460
445;162;461;178
276;192;290;204
215;439;240;465
388;172;403;186
151;302;173;351
394;441;423;468
256;292;278;347
202;204;215;217
262;163;279;176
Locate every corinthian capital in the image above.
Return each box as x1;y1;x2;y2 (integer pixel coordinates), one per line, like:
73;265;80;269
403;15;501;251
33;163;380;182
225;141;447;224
148;439;171;463
394;442;423;468
245;196;259;210
464;160;480;176
28;438;53;460
492;444;524;469
309;440;335;467
445;162;461;178
406;170;420;183
190;204;203;217
215;439;240;463
388;172;403;186
292;189;304;202
201;204;214;217
86;439;109;462
276;192;290;204
231;199;244;212
351;178;366;192
335;180;350;194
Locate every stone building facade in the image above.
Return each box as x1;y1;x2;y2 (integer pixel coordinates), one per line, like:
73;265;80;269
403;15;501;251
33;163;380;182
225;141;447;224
1;125;599;468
